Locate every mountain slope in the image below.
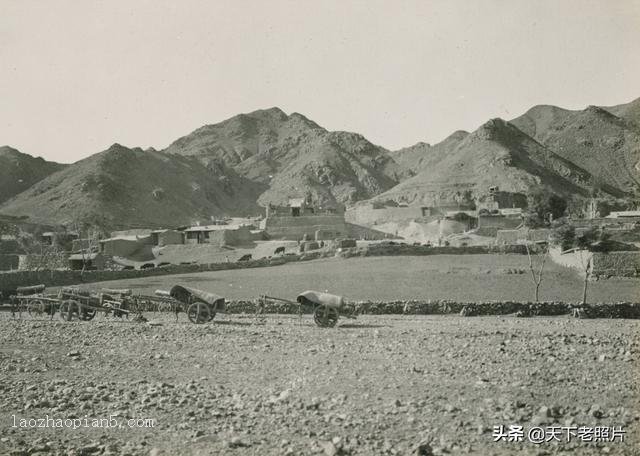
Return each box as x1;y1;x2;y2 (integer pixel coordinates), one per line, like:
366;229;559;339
373;118;599;206
511;103;640;193
0;144;264;228
0;146;65;204
164;107;410;206
389;130;469;171
603;97;640;128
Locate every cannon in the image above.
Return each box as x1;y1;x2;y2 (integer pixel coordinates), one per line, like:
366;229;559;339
168;285;226;324
260;290;356;328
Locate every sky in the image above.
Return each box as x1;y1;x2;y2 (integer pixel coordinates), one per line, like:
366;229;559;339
1;0;639;164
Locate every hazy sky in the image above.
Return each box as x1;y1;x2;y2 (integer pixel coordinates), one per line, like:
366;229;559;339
1;0;639;164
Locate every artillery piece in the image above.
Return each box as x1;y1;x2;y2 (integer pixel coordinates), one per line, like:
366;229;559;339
260;290;356;327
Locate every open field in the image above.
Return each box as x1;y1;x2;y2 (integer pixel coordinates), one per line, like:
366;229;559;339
1;314;638;455
59;255;640;303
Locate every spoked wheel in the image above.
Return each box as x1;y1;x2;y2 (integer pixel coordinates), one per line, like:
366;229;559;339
59;300;80;321
157;301;173;313
187;302;211;324
79;306;97;321
313;305;339;328
27;299;46;318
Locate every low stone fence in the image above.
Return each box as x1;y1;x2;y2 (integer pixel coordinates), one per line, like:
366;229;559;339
225;299;640;319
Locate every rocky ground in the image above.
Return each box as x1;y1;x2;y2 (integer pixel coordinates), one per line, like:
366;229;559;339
1;314;638;455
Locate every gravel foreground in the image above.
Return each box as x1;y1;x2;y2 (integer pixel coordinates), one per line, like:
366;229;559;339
1;314;639;456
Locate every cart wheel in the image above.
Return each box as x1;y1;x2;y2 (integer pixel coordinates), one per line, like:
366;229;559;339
59;300;80;321
187;302;211;324
27;299;46;318
313;305;339;328
158;301;172;313
80;306;97;321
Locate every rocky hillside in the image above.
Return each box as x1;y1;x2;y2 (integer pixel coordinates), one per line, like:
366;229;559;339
511;100;640;194
373;118;601;206
603;97;640;128
164;107;409;206
0;146;65;204
2;98;639;228
0;144;264;228
389;130;469;172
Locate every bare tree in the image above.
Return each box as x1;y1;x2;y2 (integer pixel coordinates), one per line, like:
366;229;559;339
552;223;611;305
524;238;550;302
70;217;104;274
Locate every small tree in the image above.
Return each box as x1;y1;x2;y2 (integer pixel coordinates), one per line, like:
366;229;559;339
70;216;106;274
524;238;550;302
552;223;612;304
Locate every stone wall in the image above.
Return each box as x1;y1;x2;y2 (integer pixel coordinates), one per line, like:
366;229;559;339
263;215;347;240
225;299;640;318
591;251;640;278
345;205;427;225
478;214;522;231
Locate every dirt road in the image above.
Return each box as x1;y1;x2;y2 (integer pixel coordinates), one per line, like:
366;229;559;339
1;314;638;455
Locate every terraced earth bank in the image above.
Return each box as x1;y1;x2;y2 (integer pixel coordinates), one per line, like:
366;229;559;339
1;314;638;455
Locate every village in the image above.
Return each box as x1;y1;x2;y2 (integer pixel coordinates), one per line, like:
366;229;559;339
2;186;639;281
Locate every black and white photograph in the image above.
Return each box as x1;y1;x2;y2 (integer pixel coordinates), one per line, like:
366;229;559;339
1;1;639;455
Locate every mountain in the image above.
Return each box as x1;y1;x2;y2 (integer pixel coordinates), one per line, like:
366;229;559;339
511;101;640;193
164;107;409;206
3;98;639;229
372;118;600;206
0;144;264;228
389;130;469;171
0;146;65;204
603;97;640;128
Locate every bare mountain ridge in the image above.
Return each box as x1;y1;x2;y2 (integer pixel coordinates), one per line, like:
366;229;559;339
373;117;603;207
164;107;410;206
2;98;639;228
0;146;65;204
388;130;469;171
0;144;264;228
511;100;640;193
604;97;640;128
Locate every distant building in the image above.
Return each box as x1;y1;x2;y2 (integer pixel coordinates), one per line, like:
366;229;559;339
182;224;256;246
150;229;184;246
68;252;106;270
263;198;347;240
606;211;640;218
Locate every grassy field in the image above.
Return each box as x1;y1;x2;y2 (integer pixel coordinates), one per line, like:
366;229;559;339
73;254;639;303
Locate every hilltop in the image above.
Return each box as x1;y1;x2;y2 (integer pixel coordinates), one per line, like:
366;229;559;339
389;130;469;172
1;98;639;229
164;107;410;206
372;118;602;206
511;100;640;194
0;144;264;228
0;146;65;204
